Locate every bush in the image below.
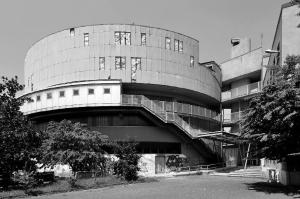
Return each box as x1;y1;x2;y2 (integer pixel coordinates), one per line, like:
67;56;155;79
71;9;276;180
113;142;140;181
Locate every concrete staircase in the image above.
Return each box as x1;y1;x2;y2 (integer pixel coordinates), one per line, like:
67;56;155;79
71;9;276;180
211;166;265;179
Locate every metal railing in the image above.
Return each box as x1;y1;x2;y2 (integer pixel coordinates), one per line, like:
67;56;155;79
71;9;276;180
122;95;220;121
223;111;246;124
222;81;261;101
176;162;227;172
122;95;219;138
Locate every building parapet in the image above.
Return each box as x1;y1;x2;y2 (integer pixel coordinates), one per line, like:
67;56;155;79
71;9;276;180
222;81;261;102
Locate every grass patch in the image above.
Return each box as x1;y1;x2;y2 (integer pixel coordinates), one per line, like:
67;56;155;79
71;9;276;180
0;176;157;198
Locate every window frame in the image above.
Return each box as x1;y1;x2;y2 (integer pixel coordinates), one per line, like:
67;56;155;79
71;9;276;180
165;37;171;50
36;95;41;102
114;31;131;45
141;33;146;45
190;56;195;67
99;57;105;70
84;33;89;46
174;39;179;51
179;41;183;52
70;28;75;37
115;56;126;70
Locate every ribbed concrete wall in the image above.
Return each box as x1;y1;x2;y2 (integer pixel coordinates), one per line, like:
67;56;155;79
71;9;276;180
24;24;220;102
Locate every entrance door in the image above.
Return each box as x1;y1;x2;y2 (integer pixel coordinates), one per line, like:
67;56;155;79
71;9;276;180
155;156;165;174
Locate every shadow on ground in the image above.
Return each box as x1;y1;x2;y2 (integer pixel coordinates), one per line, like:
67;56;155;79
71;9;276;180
245;181;300;198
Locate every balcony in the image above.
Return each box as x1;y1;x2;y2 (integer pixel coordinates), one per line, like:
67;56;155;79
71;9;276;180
223;111;246;125
222;81;261;102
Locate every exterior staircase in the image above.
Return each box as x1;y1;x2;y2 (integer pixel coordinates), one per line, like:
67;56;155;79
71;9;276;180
122;94;220;139
211;166;265;179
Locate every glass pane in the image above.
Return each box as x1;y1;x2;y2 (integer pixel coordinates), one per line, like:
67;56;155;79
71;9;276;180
141;33;146;45
114;32;120;44
99;57;105;70
166;37;171;49
121;57;126;69
190;56;194;67
120;32;126;45
174;40;179;51
125;32;131;45
179;41;183;52
115;57;120;69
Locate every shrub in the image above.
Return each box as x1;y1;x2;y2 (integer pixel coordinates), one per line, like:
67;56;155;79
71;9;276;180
113;142;141;181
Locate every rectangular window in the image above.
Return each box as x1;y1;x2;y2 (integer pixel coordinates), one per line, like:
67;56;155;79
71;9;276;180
141;33;146;45
88;88;94;95
70;28;75;37
84;33;89;46
73;89;79;96
36;95;41;102
59;91;65;98
165;37;171;50
125;32;131;45
47;93;52;99
174;39;179;51
114;31;131;45
131;57;142;70
104;88;111;94
131;57;141;82
190;56;194;67
114;32;120;45
99;57;105;70
115;56;126;70
179;41;183;52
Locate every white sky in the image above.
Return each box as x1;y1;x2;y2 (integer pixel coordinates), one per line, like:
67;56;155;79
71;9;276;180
0;0;287;84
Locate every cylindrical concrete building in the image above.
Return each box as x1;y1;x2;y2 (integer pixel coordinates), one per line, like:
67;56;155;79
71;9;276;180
21;24;222;174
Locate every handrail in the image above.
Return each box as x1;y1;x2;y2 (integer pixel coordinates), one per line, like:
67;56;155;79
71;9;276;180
223;111;247;123
176;162;227;172
222;81;261;101
122;95;217;139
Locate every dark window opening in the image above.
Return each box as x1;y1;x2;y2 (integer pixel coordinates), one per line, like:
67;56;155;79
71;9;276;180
59;91;65;97
46;93;52;99
73;89;79;96
88;88;94;95
70;28;75;36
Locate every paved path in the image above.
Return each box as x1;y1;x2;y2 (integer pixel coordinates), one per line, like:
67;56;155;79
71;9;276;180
30;176;299;199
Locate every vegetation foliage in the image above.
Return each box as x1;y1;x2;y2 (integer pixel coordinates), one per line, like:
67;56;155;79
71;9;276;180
0;76;42;188
40;120;110;175
113;142;141;181
241;55;300;160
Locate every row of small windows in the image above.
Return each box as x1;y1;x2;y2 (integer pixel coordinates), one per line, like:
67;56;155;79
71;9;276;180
69;28;193;67
34;88;111;102
97;56;142;70
165;37;183;52
98;56;194;70
69;28;184;51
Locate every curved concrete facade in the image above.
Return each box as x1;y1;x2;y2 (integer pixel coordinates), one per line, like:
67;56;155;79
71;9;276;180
24;24;220;104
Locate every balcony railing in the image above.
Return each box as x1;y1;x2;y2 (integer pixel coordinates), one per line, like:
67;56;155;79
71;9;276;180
122;95;220;138
222;81;261;101
223;111;246;124
122;95;220;121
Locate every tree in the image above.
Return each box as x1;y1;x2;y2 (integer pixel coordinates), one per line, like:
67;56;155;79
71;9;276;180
0;76;42;187
40;120;110;175
113;142;140;181
241;55;300;160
